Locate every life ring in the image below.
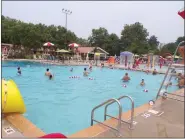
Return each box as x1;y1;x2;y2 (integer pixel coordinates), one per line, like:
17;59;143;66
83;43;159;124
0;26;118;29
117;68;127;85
149;100;155;106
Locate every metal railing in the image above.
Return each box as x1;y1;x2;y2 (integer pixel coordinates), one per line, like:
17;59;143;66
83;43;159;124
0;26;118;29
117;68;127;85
91;98;122;137
104;95;134;129
156;41;185;101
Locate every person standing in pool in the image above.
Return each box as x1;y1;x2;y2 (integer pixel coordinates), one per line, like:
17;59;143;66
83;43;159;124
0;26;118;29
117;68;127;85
45;68;52;76
140;79;145;86
122;73;130;82
17;67;21;75
83;68;89;76
152;69;157;75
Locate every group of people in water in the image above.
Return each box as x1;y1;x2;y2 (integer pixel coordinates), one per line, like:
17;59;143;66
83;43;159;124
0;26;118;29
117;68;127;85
121;68;184;88
16;62;184;89
122;72;145;86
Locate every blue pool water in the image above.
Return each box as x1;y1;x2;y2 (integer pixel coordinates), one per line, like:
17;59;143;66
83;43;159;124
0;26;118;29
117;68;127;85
2;61;179;135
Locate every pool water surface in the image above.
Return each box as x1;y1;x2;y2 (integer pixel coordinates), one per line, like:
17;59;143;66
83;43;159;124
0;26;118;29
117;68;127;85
2;61;179;135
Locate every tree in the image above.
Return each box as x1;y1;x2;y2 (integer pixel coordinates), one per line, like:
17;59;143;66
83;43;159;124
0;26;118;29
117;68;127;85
88;27;109;49
148;35;159;50
175;36;185;46
120;22;149;54
1;15;79;57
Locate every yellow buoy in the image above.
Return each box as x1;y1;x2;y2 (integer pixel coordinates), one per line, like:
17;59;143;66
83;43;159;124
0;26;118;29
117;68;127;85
2;79;26;114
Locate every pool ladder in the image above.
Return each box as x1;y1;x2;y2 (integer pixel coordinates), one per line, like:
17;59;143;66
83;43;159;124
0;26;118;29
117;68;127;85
91;95;134;137
155;41;184;102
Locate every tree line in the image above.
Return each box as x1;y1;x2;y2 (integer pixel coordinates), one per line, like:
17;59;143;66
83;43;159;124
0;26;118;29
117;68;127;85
2;15;184;57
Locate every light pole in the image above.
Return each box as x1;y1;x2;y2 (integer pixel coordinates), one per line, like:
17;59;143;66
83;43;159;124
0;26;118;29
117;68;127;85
62;8;72;49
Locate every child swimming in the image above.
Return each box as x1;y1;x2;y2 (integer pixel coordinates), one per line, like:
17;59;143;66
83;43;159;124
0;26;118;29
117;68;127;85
140;79;145;86
17;67;21;75
83;68;89;76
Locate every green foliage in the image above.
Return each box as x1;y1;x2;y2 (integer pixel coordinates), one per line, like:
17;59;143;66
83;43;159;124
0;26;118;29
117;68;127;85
2;15;78;51
2;15;183;57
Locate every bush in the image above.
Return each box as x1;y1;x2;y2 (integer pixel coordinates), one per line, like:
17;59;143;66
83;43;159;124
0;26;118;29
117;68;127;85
25;55;33;59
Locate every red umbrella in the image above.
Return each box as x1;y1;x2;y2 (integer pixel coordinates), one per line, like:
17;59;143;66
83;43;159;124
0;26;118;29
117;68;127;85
178;8;184;19
68;43;80;48
43;42;54;47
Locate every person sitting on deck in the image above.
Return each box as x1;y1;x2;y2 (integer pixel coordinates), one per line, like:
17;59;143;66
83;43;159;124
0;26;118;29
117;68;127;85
83;68;89;76
165;79;184;88
152;69;157;75
178;78;185;88
45;68;51;76
140;79;145;86
122;73;130;82
176;73;184;81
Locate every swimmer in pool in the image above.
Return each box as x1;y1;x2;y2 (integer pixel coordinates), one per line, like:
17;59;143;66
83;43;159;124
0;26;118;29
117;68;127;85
45;68;51;76
122;73;130;82
152;69;157;75
140;79;145;86
49;74;53;80
70;68;73;72
83;68;89;76
17;67;21;75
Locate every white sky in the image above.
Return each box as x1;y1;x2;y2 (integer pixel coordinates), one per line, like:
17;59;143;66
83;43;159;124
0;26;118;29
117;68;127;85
2;1;184;43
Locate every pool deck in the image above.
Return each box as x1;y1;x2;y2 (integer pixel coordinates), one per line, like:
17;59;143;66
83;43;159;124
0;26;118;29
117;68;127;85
2;59;184;138
2;89;184;138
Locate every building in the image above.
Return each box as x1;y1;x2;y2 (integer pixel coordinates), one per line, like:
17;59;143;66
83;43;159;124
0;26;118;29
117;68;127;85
77;47;109;60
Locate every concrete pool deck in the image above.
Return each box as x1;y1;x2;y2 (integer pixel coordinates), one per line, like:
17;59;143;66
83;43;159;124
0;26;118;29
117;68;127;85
2;89;184;138
2;59;184;138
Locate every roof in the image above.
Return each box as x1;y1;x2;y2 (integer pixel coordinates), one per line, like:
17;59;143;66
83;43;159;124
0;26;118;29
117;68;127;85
77;47;95;53
1;43;13;47
77;47;109;54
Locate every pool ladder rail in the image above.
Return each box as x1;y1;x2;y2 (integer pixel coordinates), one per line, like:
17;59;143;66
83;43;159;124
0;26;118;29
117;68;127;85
91;95;134;137
155;41;184;102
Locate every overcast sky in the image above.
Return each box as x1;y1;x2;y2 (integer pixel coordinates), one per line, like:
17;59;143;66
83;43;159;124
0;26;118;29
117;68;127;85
2;1;184;43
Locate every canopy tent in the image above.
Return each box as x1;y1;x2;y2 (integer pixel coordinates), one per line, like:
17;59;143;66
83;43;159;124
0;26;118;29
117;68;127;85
43;42;54;47
56;49;70;53
134;54;139;57
68;43;80;48
120;51;134;66
166;55;182;59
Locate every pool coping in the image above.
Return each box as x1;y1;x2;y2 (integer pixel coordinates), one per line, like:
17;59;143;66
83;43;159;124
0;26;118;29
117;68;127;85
3;88;184;138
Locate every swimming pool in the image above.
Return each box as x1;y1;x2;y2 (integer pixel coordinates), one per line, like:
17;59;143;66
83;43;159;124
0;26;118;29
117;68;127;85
2;61;179;135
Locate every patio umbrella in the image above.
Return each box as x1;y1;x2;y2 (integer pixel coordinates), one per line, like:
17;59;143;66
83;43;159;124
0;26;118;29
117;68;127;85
178;7;185;19
43;42;54;47
56;49;69;53
68;43;80;48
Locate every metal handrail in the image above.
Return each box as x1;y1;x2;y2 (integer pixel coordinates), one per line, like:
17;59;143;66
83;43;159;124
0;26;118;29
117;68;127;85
91;98;122;136
165;68;176;90
104;95;134;129
156;41;185;100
